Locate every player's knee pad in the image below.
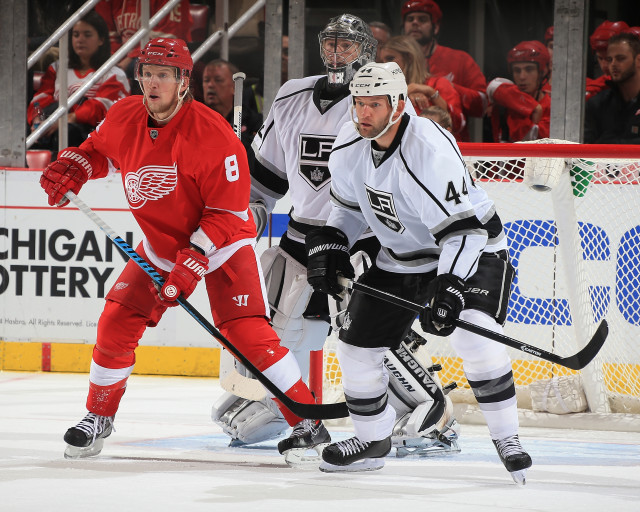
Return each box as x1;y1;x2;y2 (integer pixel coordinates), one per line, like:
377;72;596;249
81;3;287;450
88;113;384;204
338;342;389;395
261;245;314;346
449;309;511;373
212;391;288;445
95;300;148;367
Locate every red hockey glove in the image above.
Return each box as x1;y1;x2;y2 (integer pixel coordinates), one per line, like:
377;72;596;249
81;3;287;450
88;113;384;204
158;248;209;307
40;148;93;207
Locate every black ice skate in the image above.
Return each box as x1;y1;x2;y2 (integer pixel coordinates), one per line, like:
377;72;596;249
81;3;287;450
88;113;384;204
493;434;532;485
320;435;391;473
277;419;331;467
63;412;114;459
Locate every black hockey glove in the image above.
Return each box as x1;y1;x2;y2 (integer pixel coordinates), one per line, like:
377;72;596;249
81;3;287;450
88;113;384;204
420;273;466;337
305;226;354;300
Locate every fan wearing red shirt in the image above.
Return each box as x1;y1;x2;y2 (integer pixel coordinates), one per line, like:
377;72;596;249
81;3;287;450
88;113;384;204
401;0;487;141
40;39;325;461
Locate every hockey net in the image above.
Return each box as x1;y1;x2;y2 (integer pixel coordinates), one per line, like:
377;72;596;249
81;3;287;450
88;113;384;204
316;140;640;428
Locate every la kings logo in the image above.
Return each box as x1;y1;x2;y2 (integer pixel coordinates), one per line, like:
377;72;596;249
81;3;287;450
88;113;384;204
365;185;405;234
298;134;335;191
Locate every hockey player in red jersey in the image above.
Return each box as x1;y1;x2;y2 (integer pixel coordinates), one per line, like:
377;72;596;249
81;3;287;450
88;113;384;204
39;38;327;461
487;41;551;142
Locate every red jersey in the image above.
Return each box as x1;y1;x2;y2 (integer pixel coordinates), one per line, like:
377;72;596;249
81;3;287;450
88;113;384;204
585;75;610;101
95;0;193;59
79;96;256;269
427;45;487;119
28;62;130;126
490;82;550;142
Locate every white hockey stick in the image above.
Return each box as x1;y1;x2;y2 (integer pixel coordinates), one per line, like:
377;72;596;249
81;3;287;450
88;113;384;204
63;190;348;419
232;72;246;139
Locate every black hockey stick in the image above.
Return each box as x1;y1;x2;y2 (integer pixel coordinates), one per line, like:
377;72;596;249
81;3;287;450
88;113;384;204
65;191;348;419
338;277;608;371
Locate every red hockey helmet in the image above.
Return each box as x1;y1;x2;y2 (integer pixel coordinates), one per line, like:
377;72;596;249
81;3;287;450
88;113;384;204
626;27;640;39
136;38;193;79
589;21;630;53
401;0;442;26
544;26;554;44
507;40;550;75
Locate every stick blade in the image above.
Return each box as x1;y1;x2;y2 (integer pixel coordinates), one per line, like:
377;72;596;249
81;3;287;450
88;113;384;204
562;319;609;370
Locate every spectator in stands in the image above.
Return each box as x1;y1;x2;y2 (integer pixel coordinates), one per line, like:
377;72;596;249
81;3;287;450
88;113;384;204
486;41;550;143
401;0;487;141
202;59;263;164
27;10;130;153
584;33;640;145
379;35;464;137
95;0;193;81
420;105;452;132
369;21;392;62
586;20;630;100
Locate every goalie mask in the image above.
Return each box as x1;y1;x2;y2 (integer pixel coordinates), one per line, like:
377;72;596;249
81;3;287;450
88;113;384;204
318;14;377;88
349;62;408;140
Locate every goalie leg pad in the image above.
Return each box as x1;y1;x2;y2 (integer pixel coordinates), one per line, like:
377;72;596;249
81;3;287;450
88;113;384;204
261;245;314;346
212;391;288;446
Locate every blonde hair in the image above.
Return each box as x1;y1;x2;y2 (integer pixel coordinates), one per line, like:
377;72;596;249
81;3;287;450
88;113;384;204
420;106;452;132
380;35;427;84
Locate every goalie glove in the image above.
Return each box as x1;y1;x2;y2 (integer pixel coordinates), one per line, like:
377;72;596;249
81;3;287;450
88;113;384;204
39;148;93;207
305;226;354;301
157;247;209;306
420;273;466;337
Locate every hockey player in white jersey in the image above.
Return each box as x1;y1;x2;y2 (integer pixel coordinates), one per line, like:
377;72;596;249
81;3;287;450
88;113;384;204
211;14;458;462
305;62;532;483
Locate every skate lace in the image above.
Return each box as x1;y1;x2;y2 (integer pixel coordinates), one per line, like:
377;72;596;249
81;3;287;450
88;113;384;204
335;437;369;457
292;419;318;437
494;434;523;458
75;413;113;443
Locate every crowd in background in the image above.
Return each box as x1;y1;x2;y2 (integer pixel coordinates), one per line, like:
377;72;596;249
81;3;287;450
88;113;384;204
26;0;640;161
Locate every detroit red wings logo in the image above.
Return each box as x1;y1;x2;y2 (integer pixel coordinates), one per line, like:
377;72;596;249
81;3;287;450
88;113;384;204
125;164;178;209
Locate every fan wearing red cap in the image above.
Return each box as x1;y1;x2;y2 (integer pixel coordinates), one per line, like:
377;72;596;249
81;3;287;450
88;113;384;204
486;40;551;142
39;38;324;461
401;0;487;141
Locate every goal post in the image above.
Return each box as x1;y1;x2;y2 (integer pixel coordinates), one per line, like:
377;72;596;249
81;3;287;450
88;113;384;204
313;140;640;427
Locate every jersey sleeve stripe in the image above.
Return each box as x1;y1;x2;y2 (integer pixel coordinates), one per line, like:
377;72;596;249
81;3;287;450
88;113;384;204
330;188;361;212
331;135;363;154
274;87;315;103
251;159;289;196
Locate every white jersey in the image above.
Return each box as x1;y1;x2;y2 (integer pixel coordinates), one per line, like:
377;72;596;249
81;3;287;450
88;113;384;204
328;114;507;277
250;75;416;242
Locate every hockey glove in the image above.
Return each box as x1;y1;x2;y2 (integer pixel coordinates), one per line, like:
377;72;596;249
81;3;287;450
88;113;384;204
305;226;354;301
40;148;93;207
157;248;209;307
420;273;466;337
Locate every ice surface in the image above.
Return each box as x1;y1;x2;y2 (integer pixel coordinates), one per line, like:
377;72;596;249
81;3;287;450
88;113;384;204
1;372;639;512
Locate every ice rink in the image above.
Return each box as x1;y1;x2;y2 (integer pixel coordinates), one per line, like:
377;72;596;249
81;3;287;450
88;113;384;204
1;371;639;512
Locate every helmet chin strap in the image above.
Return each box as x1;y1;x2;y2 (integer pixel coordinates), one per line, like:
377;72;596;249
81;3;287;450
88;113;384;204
142;78;189;125
350;101;404;141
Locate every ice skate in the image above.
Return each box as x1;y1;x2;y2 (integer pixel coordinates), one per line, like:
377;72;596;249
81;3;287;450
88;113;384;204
277;419;331;467
319;435;391;473
63;412;114;459
493;434;532;485
394;416;461;458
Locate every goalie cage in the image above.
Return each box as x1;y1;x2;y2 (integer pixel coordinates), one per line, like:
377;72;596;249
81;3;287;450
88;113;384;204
310;139;640;432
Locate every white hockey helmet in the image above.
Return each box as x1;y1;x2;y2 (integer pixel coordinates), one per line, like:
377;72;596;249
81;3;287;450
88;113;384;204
318;14;377;87
349;62;408;140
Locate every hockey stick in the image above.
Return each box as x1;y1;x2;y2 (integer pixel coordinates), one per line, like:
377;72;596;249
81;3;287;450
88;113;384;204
64;191;348;419
232;72;246;140
337;277;608;371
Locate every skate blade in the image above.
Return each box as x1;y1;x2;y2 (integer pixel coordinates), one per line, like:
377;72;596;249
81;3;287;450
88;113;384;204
395;439;461;458
319;457;385;473
283;443;330;468
510;469;527;485
64;439;105;459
